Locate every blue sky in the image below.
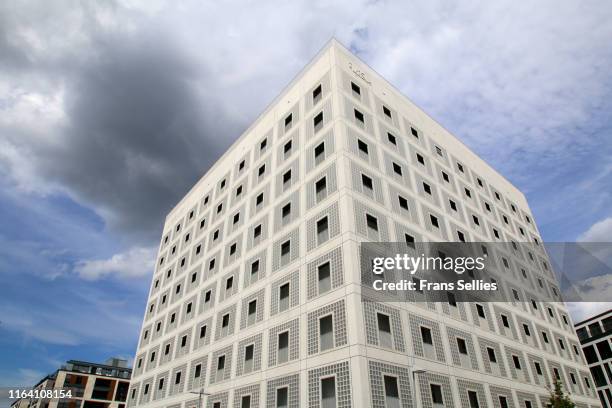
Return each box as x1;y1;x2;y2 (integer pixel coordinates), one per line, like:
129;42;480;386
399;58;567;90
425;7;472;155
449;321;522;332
1;0;612;391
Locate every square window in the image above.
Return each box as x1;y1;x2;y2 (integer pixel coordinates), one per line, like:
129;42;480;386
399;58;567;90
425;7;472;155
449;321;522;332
442;171;449;182
411;127;419;138
239;160;245;171
314;111;324;129
449;200;457;211
416;153;425;165
357;139;369;154
314;142;325;162
253;224;262;239
398;196;409;211
361;174;373;190
284;113;292;129
281;241;291;257
435;146;443;156
351;82;361;95
283;170;292;185
382;105;392;118
457;337;468;355
260;139;267;151
281;203;291;219
318;262;331;294
316;216;329;244
258;164;266;177
313;84;322;101
366;214;378;232
476;304;485;318
430;384;443;404
430;214;439;228
420;326;433;345
256;193;264;206
284;140;292;155
423;182;432;195
354;109;365;123
387;133;397;145
392;162;402;176
487;347;497;363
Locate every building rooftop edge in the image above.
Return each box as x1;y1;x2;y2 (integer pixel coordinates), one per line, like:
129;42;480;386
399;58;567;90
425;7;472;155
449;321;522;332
165;37;530;226
574;307;612;327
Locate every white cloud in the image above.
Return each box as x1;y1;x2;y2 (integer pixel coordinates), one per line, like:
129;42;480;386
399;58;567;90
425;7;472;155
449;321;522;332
566;301;612;323
75;246;156;280
578;216;612;242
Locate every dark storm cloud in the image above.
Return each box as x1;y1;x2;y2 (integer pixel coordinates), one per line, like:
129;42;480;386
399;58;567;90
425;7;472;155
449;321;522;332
44;32;237;241
1;4;242;243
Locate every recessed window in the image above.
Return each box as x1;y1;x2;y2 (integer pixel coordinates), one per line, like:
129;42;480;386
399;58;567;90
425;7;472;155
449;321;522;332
430;384;443;404
319;314;334;351
320;376;337;407
186;303;192;315
256;193;264;206
313;84;322;102
430;214;439;228
278;331;289;363
241;395;251;408
382;105;392;118
464;187;472;198
251;260;260;278
457;337;468;355
476;304;485;318
534;361;542;375
457;162;464;173
447;291;457;306
405;234;415;248
357;139;369;154
282;170;292;186
316;216;329;244
387;132;397;145
354;109;365;123
523;324;531;336
283;140;292;155
366;214;378;232
318;262;331;294
281;203;291;220
209;258;215;271
258;164;266;177
501;314;510;328
236;185;243;196
392;162;402;176
315;177;327;200
472;215;480;226
416;153;425;165
422;182;432;195
512;355;521;370
351;82;361;95
199;325;207;339
279;282;290;312
276;387;288;408
253;224;262;239
377;313;392;348
457;231;465;242
281;240;291;262
410;127;419;138
449;199;457;211
487;347;497;363
398;196;409;211
213;229;219;241
284;113;292;129
420;326;433;345
468;390;480;408
260;138;267;151
361;174;373;191
233;213;240;224
314;142;325;163
384;376;399;405
314;111;324;129
239;160;245;171
499;396;508;408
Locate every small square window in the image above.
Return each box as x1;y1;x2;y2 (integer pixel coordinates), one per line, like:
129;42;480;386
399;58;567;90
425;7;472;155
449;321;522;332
253;224;262;239
283;140;292;155
387;133;397;145
457;337;468;355
423;182;431;195
236;185;242;196
281;241;291;257
382;105;392;118
442;171;449;182
416;153;425;165
313;84;322;101
361;174;373;190
260;139;267;151
314;111;324;129
435;146;443;156
256;193;264;206
354;109;365;123
281;203;291;219
258;164;266;177
392;162;402;176
357;139;369;154
398;196;409;211
314;142;325;161
411;127;419;138
430;384;443;404
351;82;361;95
457;162;464;173
366;214;378;232
420;326;433;345
430;214;439;228
239;160;245;171
284;113;292;129
449;200;457;211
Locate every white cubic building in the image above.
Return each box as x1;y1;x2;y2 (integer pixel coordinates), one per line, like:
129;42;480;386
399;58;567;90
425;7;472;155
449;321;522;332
128;40;600;408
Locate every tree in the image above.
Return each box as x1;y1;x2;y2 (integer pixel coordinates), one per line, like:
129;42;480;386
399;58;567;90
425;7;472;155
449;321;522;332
548;379;576;408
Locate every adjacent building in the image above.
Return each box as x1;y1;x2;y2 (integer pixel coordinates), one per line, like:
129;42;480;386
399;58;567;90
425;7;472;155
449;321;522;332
128;39;600;407
576;309;612;407
11;358;131;408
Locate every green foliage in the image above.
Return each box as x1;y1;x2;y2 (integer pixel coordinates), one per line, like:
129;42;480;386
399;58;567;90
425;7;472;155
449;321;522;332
548;379;576;408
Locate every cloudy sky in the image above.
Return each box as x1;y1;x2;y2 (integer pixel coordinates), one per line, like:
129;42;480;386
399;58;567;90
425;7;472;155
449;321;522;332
1;0;612;389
